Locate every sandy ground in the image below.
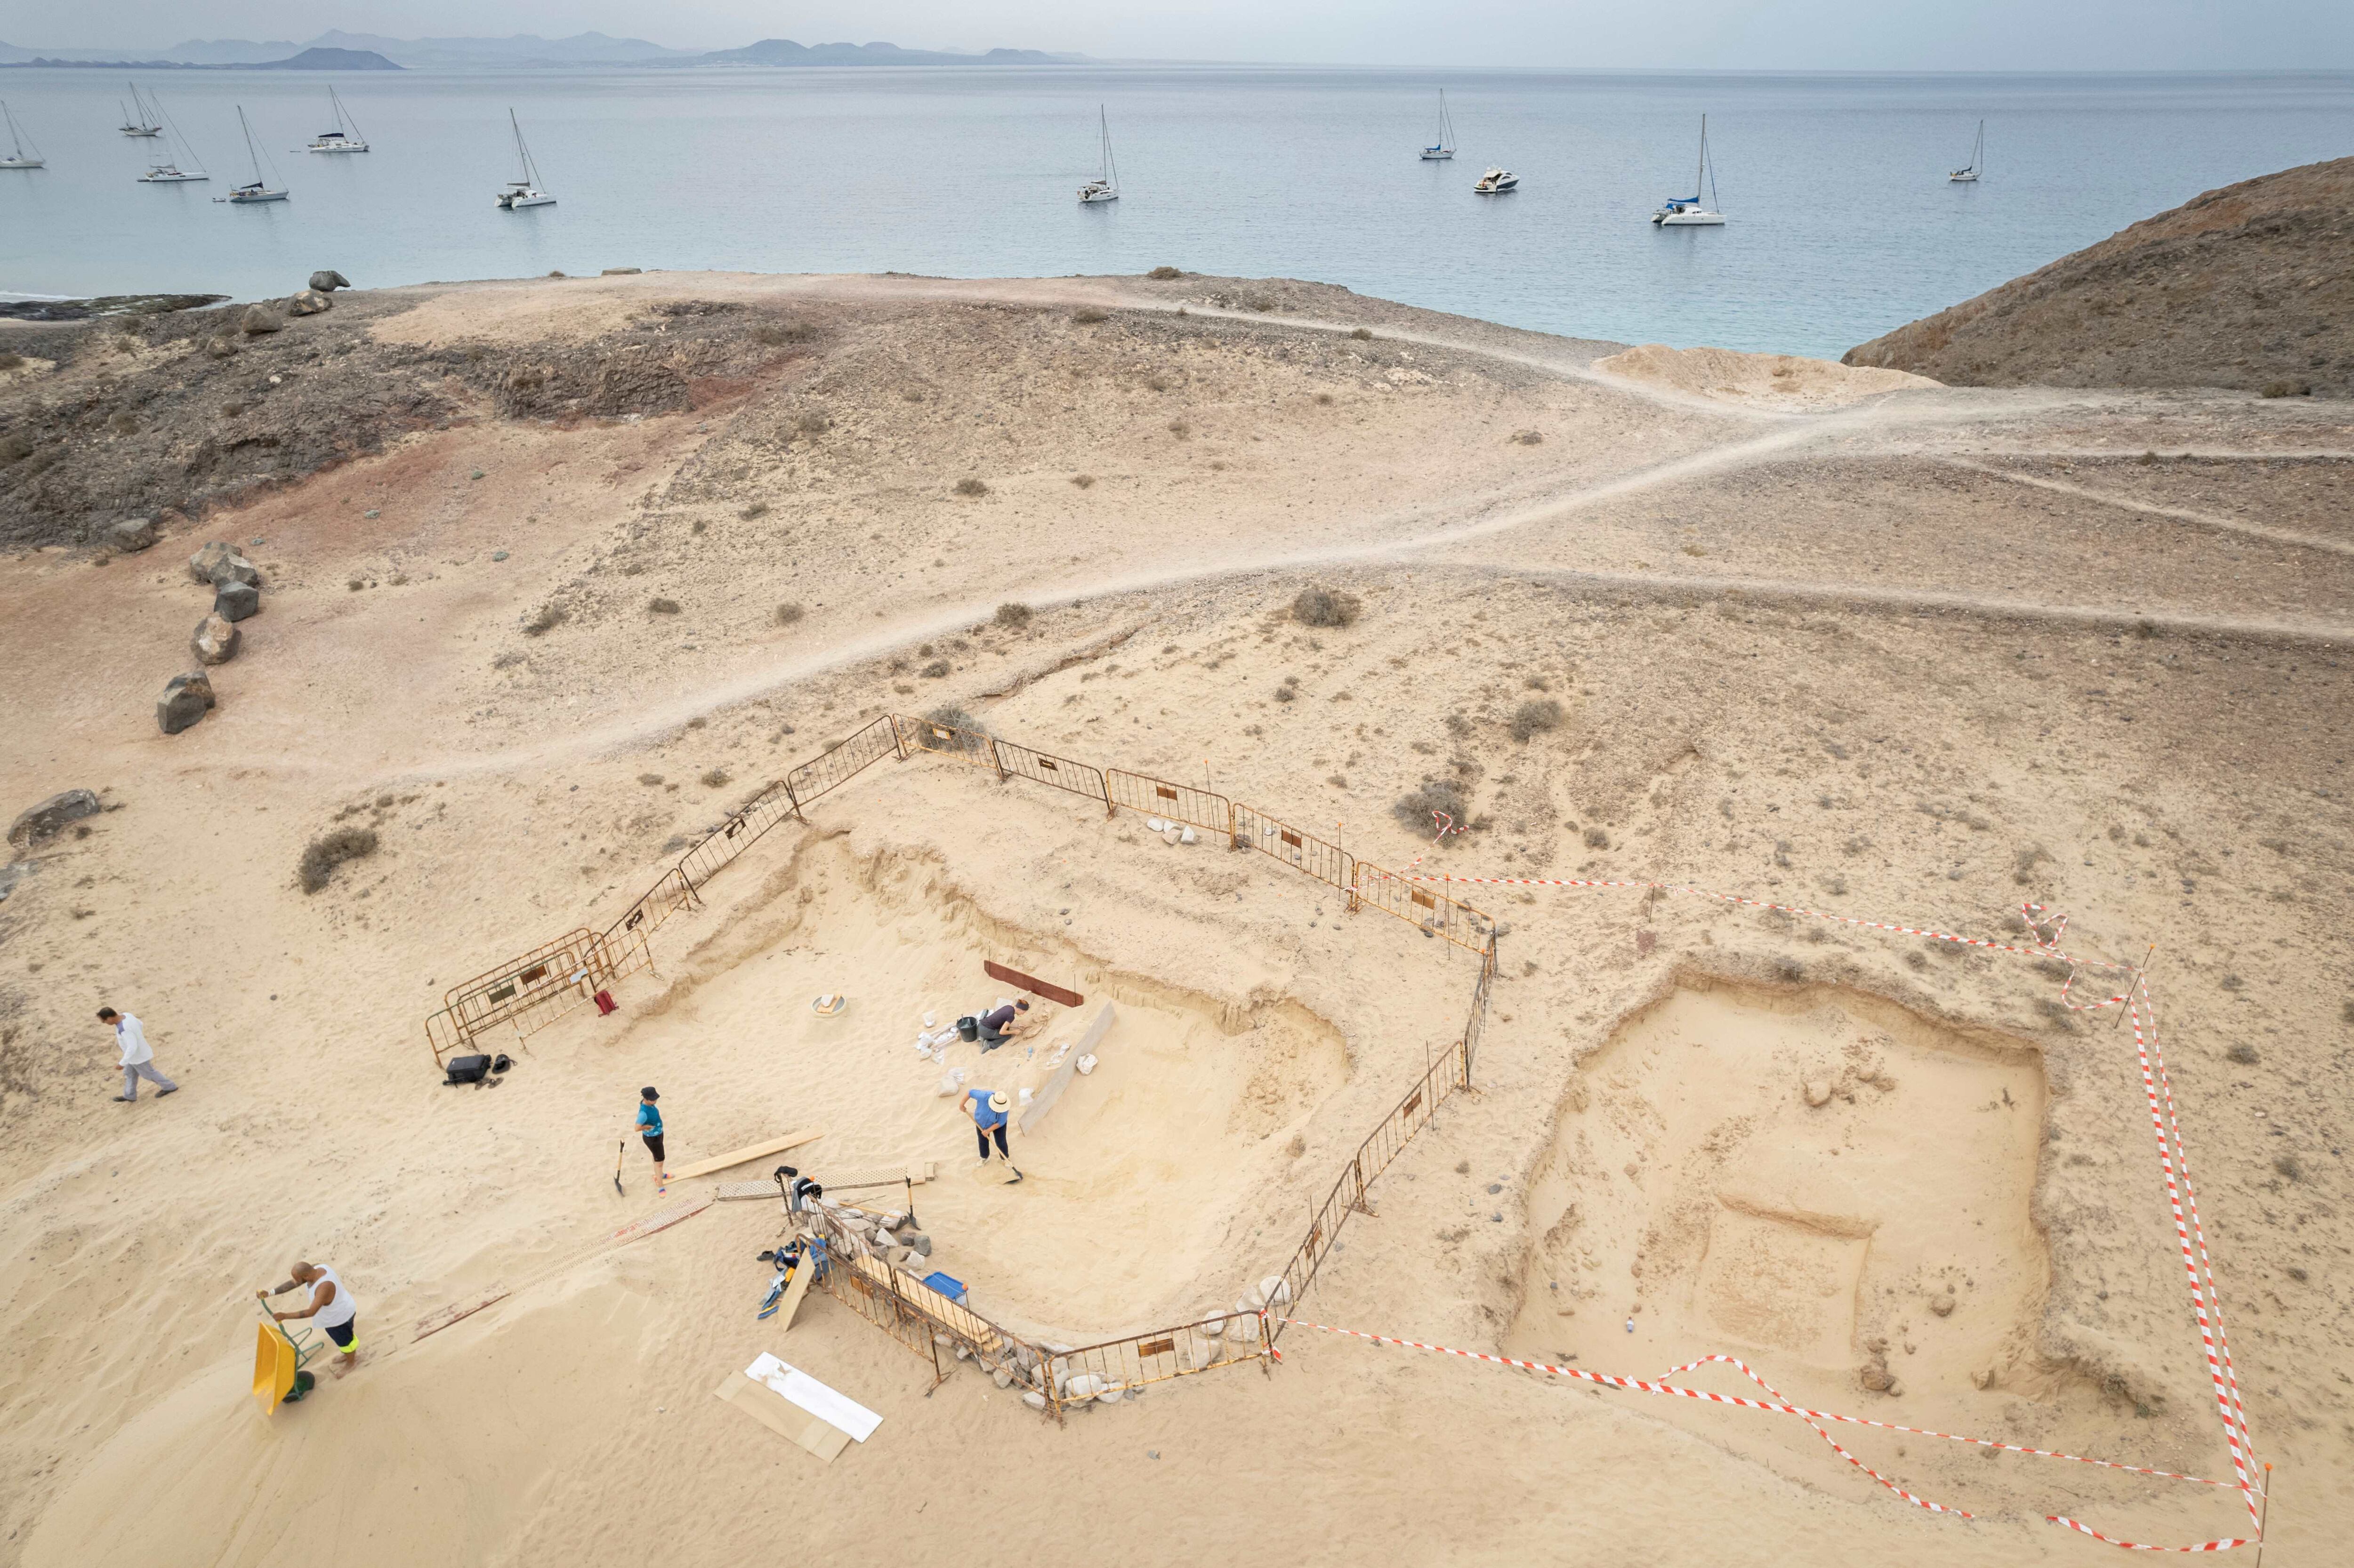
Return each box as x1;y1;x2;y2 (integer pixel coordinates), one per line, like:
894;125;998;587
0;270;2349;1567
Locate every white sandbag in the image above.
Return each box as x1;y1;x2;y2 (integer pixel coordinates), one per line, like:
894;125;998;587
923;1012;938;1028
1077;1053;1098;1076
1064;1372;1104;1400
1146;816;1167;832
1018;1086;1036;1104
935;1072;963;1096
1163;826;1182;846
1258;1275;1292;1308
1096;1387;1124;1404
1201;1310;1227;1336
1023;1391;1048;1410
1180;825;1198;845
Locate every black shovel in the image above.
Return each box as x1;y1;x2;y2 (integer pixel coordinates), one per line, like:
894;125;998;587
613;1139;626;1196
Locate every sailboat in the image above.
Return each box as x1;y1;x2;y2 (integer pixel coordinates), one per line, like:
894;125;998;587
1;101;43;169
219;106;288;203
1949;120;1984;183
1419;89;1456;161
1077;105;1119;203
1651;114;1725;225
118;83;163;137
306;87;369;153
495;109;554;208
137;93;208;183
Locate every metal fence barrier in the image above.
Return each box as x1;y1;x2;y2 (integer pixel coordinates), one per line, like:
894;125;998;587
1107;768;1232;835
1233;803;1356;894
425;924;655;1066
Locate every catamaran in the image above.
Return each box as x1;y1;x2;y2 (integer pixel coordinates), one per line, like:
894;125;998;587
1651;114;1725;225
1077;105;1119;203
1;101;43;169
495;109;554;208
306;87;369;153
219;106;287;203
1419;89;1456;161
1949;120;1984;183
137;93;208;183
1473;167;1518;193
118;84;162;137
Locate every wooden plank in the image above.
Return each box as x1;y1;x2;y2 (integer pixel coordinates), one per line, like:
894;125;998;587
772;1248;818;1334
712;1373;851;1462
984;959;1083;1009
669;1129;822;1181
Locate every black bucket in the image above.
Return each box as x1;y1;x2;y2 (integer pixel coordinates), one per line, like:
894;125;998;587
956;1015;979;1042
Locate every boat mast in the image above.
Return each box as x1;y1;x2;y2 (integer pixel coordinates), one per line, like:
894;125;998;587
240;105;262;182
5;102;24;160
1696;115;1708;204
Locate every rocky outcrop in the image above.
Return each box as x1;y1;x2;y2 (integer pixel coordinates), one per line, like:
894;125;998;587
308;270;351;292
156;671;216;735
240;304;285;336
105;516;157;552
187;542;260;587
8;788;101;847
288;289;333;317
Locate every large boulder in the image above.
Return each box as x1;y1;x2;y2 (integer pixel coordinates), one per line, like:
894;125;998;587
212;580;260;623
157;672;216;736
8;788;101;847
240;304;284;336
187;541;238;583
191;613;241;665
105;517;157;553
308;270;350;292
287;289;332;317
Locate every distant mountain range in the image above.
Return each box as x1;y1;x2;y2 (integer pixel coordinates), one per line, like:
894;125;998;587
0;31;1087;72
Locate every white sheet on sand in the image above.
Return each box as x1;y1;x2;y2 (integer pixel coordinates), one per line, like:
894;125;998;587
745;1352;882;1441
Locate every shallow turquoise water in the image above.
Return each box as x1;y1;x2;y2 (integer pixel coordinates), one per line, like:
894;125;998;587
1;66;2347;355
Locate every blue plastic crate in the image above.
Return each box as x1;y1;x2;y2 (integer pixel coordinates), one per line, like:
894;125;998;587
921;1270;967;1303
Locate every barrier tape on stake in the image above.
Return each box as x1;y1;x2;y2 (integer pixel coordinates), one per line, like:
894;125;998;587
1335;881;2262;1551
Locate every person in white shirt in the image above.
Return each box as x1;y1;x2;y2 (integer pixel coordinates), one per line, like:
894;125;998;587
97;1007;177;1102
259;1260;361;1377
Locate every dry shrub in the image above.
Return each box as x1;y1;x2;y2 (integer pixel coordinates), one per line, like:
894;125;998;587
1167;419;1191;439
2225;1043;2259;1065
921;706;988;752
1393;778;1467;835
1147;265;1182;280
920;659;951;678
752;321;817;346
1349;326;1372;340
638;773;664;786
1314;392;1334;406
1583;826;1611;849
1292;585;1361;627
794;410;831;435
648;597;681;614
740;501;771;520
1070;474;1096;489
298;826;378;893
953;477;990;497
1508;698;1564;741
994;602;1033;628
700;767;729;788
776;602;805;625
1511;429;1544;445
1072;308;1108;325
522;603;566;636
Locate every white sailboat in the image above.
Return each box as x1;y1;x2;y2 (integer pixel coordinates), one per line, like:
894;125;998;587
306;87;369;153
1651;114;1725;226
1077;105;1119;204
495;109;554;208
1;100;43;169
1419;89;1456;161
219;106;287;203
1949;120;1984;183
118;83;163;137
138;93;208;183
1473;167;1518;193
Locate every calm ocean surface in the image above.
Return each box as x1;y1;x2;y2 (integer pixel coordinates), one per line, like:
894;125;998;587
1;67;2348;356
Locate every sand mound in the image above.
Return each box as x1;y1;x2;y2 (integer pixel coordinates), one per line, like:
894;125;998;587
1845;155;2354;394
1593;343;1937;409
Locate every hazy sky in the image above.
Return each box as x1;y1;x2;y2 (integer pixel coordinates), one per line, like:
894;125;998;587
8;1;2353;70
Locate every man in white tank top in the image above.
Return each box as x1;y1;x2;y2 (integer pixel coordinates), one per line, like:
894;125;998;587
259;1260;361;1377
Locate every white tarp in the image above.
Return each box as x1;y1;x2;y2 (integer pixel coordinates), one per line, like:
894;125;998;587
745;1352;882;1441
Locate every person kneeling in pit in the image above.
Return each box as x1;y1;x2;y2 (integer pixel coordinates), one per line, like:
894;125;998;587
967;1088;1023;1182
975;998;1033;1049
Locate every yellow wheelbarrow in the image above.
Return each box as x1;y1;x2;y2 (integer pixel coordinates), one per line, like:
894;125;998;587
252;1303;323;1415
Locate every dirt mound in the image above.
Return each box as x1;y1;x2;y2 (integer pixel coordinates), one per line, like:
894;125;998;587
1844;156;2354;394
1595;344;1936;409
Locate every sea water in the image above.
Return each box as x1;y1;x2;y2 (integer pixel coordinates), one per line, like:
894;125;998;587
0;66;2346;356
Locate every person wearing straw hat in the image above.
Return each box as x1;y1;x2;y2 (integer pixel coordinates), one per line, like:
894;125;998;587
965;1087;1023;1182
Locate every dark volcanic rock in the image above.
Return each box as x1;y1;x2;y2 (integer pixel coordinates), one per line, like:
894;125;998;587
212;580;261;622
157;671;216;735
8;788;101;847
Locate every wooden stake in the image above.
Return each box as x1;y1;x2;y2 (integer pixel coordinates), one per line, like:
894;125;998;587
2253;1462;2273;1565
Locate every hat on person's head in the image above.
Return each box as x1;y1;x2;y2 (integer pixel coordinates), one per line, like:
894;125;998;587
641;1086;659;1100
989;1091;1010;1112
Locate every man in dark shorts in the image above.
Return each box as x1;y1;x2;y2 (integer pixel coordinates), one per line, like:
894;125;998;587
966;1088;1023;1182
258;1260;361;1378
634;1086;668;1191
976;998;1031;1048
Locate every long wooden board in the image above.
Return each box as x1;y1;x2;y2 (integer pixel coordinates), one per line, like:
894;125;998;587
984;960;1084;1009
670;1129;822;1181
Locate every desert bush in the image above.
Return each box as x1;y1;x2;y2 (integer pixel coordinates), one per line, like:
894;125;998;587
752;321;817;346
298;826;379;893
1147;265;1183;280
776;602;805;625
0;352;22;371
1072;307;1108;325
2260;380;2310;398
690;519;708;534
794;410;830;435
1583;826;1611;849
994;601;1033;628
1350;326;1372;340
638;773;664;786
1292;585;1361;627
1070;474;1096;489
920;706;989;753
1393;778;1468;835
2226;1042;2259;1065
648;597;681;614
701;768;729;788
2274;1154;2303;1182
1314;392;1334;406
1167;419;1191;439
522;603;566;636
1511;429;1544;445
109;412;139;436
740;501;770;520
1508;698;1564;741
920;659;951;678
0;432;33;464
953;477;990;497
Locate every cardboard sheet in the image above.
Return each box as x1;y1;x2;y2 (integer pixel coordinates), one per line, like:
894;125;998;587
712;1372;852;1463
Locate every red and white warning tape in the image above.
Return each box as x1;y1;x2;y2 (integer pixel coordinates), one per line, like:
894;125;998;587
1320;881;2259;1550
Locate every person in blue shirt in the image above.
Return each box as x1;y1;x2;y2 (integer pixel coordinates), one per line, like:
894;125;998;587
633;1086;667;1190
966;1088;1022;1182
